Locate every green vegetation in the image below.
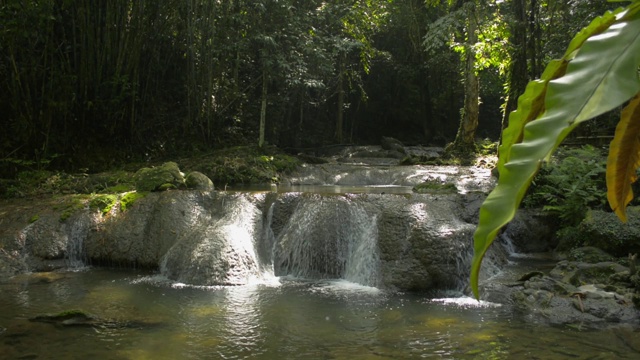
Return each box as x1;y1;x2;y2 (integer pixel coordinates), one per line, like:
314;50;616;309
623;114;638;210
0;0;615;175
57;195;90;222
525;146;608;225
120;192;147;212
471;2;640;298
182;146;301;186
53;309;90;319
89;195;118;216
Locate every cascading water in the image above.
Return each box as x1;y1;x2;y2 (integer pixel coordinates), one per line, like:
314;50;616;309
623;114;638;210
64;214;91;268
273;195;381;287
160;193;266;286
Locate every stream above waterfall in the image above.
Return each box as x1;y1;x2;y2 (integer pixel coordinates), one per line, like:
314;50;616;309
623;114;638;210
2;268;640;359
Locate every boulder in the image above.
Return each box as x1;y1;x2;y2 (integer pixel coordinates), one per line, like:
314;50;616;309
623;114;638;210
575;207;640;256
160;193;264;285
502;209;556;253
185;171;214;191
381;136;406;154
134;162;185;192
506;260;640;327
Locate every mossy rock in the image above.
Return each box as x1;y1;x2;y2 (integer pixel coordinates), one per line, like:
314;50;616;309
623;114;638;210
57;195;90;222
575;208;640;256
134;162;185;192
30;309;97;327
567;247;615;264
120;191;147;212
90;194;118;215
185;171;214;191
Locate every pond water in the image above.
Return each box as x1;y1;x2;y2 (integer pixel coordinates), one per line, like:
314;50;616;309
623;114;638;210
2;269;640;359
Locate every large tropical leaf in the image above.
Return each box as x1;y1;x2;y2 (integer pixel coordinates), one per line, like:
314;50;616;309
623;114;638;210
471;4;640;299
607;93;640;222
496;10;621;171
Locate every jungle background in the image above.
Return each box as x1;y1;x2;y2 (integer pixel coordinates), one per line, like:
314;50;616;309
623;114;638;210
0;0;618;175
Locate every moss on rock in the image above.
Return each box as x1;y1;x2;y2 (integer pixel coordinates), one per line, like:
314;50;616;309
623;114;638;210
89;194;118;215
574;207;640;256
120;191;147;212
134;162;185;192
185;171;214;191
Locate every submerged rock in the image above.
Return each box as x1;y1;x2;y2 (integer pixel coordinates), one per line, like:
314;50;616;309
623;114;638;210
30;310;97;327
29;309;165;329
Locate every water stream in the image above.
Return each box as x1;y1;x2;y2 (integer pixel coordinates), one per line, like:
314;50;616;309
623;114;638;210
2;164;638;358
1;269;639;359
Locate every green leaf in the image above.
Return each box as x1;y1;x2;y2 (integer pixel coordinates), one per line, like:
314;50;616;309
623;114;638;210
607;93;640;222
471;4;640;299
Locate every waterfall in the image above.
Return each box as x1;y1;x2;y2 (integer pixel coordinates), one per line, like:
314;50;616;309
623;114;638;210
65;214;90;268
160;193;265;286
273;195;381;287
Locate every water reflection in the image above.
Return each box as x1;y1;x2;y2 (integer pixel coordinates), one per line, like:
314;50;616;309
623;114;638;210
220;285;266;357
1;270;640;359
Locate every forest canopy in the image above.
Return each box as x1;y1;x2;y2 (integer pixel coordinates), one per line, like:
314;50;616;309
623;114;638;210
0;0;616;173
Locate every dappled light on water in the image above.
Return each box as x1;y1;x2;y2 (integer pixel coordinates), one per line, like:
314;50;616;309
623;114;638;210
2;269;640;358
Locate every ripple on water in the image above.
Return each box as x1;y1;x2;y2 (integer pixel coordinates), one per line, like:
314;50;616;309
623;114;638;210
2;270;640;359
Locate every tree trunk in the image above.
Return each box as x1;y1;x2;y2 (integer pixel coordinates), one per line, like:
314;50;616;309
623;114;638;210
336;53;345;143
503;0;528;130
259;71;267;148
452;4;479;151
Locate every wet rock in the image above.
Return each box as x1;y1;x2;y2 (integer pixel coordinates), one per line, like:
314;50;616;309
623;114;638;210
85;191;218;268
30;310;97;327
502;209;556;253
29;310;165;329
380;137;406;154
508;260;640;327
161;193;264;285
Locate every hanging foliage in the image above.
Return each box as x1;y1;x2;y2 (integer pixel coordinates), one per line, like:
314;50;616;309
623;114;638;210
471;1;640;299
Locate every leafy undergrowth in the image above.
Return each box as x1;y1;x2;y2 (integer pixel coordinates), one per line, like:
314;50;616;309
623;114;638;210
177;145;301;187
0;145;301;199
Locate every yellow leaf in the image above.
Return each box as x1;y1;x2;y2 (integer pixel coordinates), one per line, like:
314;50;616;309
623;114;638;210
606;92;640;222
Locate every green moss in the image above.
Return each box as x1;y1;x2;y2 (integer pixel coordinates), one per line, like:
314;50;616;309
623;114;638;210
412;180;458;194
271;154;301;173
89;194;118;215
179;146;301;185
29;214;39;223
121;191;147;212
157;183;177;191
58;195;89;222
55;309;89;318
134;162;184;192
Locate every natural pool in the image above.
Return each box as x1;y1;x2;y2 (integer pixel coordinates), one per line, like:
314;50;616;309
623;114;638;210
1;269;640;359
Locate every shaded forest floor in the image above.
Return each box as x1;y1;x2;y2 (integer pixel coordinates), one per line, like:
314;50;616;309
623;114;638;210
0;142;498;205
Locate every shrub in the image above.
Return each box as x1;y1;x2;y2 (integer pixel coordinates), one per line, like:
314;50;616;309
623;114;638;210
525;145;608;227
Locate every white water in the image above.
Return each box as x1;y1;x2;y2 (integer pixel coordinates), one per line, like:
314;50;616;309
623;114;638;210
273;197;381;287
64;214;90;269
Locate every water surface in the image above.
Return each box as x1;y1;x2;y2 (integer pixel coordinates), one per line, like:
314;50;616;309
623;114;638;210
1;269;639;359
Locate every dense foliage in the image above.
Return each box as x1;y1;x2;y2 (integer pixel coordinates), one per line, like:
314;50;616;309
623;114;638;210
0;0;614;176
471;1;640;298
